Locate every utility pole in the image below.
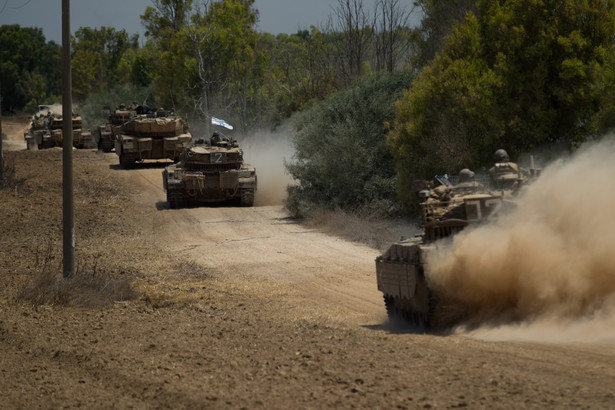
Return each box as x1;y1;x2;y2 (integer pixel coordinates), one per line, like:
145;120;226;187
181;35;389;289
62;0;75;278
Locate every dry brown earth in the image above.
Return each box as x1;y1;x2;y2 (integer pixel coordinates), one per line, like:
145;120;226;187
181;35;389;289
1;117;614;409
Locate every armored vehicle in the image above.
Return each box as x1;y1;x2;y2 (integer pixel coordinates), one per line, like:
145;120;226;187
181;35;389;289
25;107;95;150
114;107;192;169
95;104;137;152
162;133;257;208
24;107;51;150
376;155;538;329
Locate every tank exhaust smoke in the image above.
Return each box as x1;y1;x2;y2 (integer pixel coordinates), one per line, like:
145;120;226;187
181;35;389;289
427;138;615;343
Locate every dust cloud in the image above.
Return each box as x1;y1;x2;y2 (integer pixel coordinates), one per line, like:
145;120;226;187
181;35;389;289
37;103;63;115
426;138;615;343
241;124;295;206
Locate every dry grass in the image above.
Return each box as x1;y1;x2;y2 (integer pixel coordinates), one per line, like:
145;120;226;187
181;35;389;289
0;153;24;191
303;208;420;252
19;268;137;307
19;236;137;308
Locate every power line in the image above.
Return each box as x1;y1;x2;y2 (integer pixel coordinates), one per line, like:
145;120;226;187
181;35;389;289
0;0;9;15
0;0;33;15
12;0;33;10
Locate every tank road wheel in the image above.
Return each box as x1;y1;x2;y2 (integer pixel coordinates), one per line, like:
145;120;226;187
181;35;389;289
120;153;136;169
239;189;254;207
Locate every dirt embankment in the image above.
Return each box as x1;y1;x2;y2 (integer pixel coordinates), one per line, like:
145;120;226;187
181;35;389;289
0;125;614;407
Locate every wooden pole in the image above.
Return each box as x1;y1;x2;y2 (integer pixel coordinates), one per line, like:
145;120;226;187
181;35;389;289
62;0;75;278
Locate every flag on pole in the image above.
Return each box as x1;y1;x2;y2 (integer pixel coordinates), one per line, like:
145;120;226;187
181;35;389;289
211;116;233;130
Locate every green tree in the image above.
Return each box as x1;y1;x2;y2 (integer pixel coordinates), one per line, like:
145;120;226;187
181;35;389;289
258;27;344;127
127;44;156;88
71;27;132;99
592;50;615;133
165;0;263;134
388;0;615;212
141;0;194;110
142;0;194;37
207;0;262;133
0;25;60;112
414;0;476;65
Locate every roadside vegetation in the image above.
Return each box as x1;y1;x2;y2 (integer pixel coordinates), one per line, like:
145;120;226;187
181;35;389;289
286;70;414;217
3;0;615;217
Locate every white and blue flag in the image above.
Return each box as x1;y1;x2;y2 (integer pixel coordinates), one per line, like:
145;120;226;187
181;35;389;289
211;116;233;130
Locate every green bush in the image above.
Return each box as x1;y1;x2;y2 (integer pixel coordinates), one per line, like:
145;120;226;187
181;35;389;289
285;70;414;217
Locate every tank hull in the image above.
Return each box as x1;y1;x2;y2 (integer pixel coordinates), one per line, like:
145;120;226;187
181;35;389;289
162;136;257;208
115;133;192;168
376;166;538;330
376;240;433;328
163;165;257;207
114;113;192;168
25;112;95;150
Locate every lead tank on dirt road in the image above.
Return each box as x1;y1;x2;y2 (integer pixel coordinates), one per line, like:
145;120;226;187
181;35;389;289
114;106;192;168
376;154;539;329
162;133;257;208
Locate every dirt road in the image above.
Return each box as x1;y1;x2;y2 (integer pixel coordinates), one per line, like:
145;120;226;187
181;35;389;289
1;115;28;151
1;120;615;408
120;166;384;325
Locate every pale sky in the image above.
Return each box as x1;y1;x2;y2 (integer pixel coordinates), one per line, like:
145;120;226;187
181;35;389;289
0;0;416;44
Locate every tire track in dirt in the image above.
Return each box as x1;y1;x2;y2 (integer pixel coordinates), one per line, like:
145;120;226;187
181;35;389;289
114;165;386;324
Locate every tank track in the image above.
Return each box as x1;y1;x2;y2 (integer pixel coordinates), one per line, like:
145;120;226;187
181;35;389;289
120;153;136;169
167;188;184;209
239;189;254;207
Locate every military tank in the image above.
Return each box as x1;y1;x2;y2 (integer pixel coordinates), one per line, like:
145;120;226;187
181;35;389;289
95;104;137;152
25;106;95;150
376;153;538;329
162;133;257;208
114;106;192;169
24;106;51;150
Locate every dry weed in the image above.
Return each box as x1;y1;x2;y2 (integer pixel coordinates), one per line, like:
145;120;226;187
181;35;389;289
0;153;23;191
19;239;137;307
304;208;419;251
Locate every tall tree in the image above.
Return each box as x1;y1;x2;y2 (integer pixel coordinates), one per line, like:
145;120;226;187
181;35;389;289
373;0;415;72
142;0;194;37
331;0;374;82
0;25;60;112
71;27;131;99
388;0;615;212
172;0;262;134
141;0;194;109
181;11;229;136
414;0;476;65
260;28;336;124
208;0;262;133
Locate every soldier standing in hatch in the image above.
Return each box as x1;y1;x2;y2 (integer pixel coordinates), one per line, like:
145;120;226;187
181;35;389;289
489;149;527;189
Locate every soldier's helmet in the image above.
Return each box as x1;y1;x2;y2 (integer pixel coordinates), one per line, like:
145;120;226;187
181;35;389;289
458;168;475;183
494;149;509;163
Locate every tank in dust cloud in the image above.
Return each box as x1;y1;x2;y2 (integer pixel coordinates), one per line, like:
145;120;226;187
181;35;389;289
24;106;95;150
114;106;192;169
162;133;257;208
95;104;137;152
375;158;539;330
